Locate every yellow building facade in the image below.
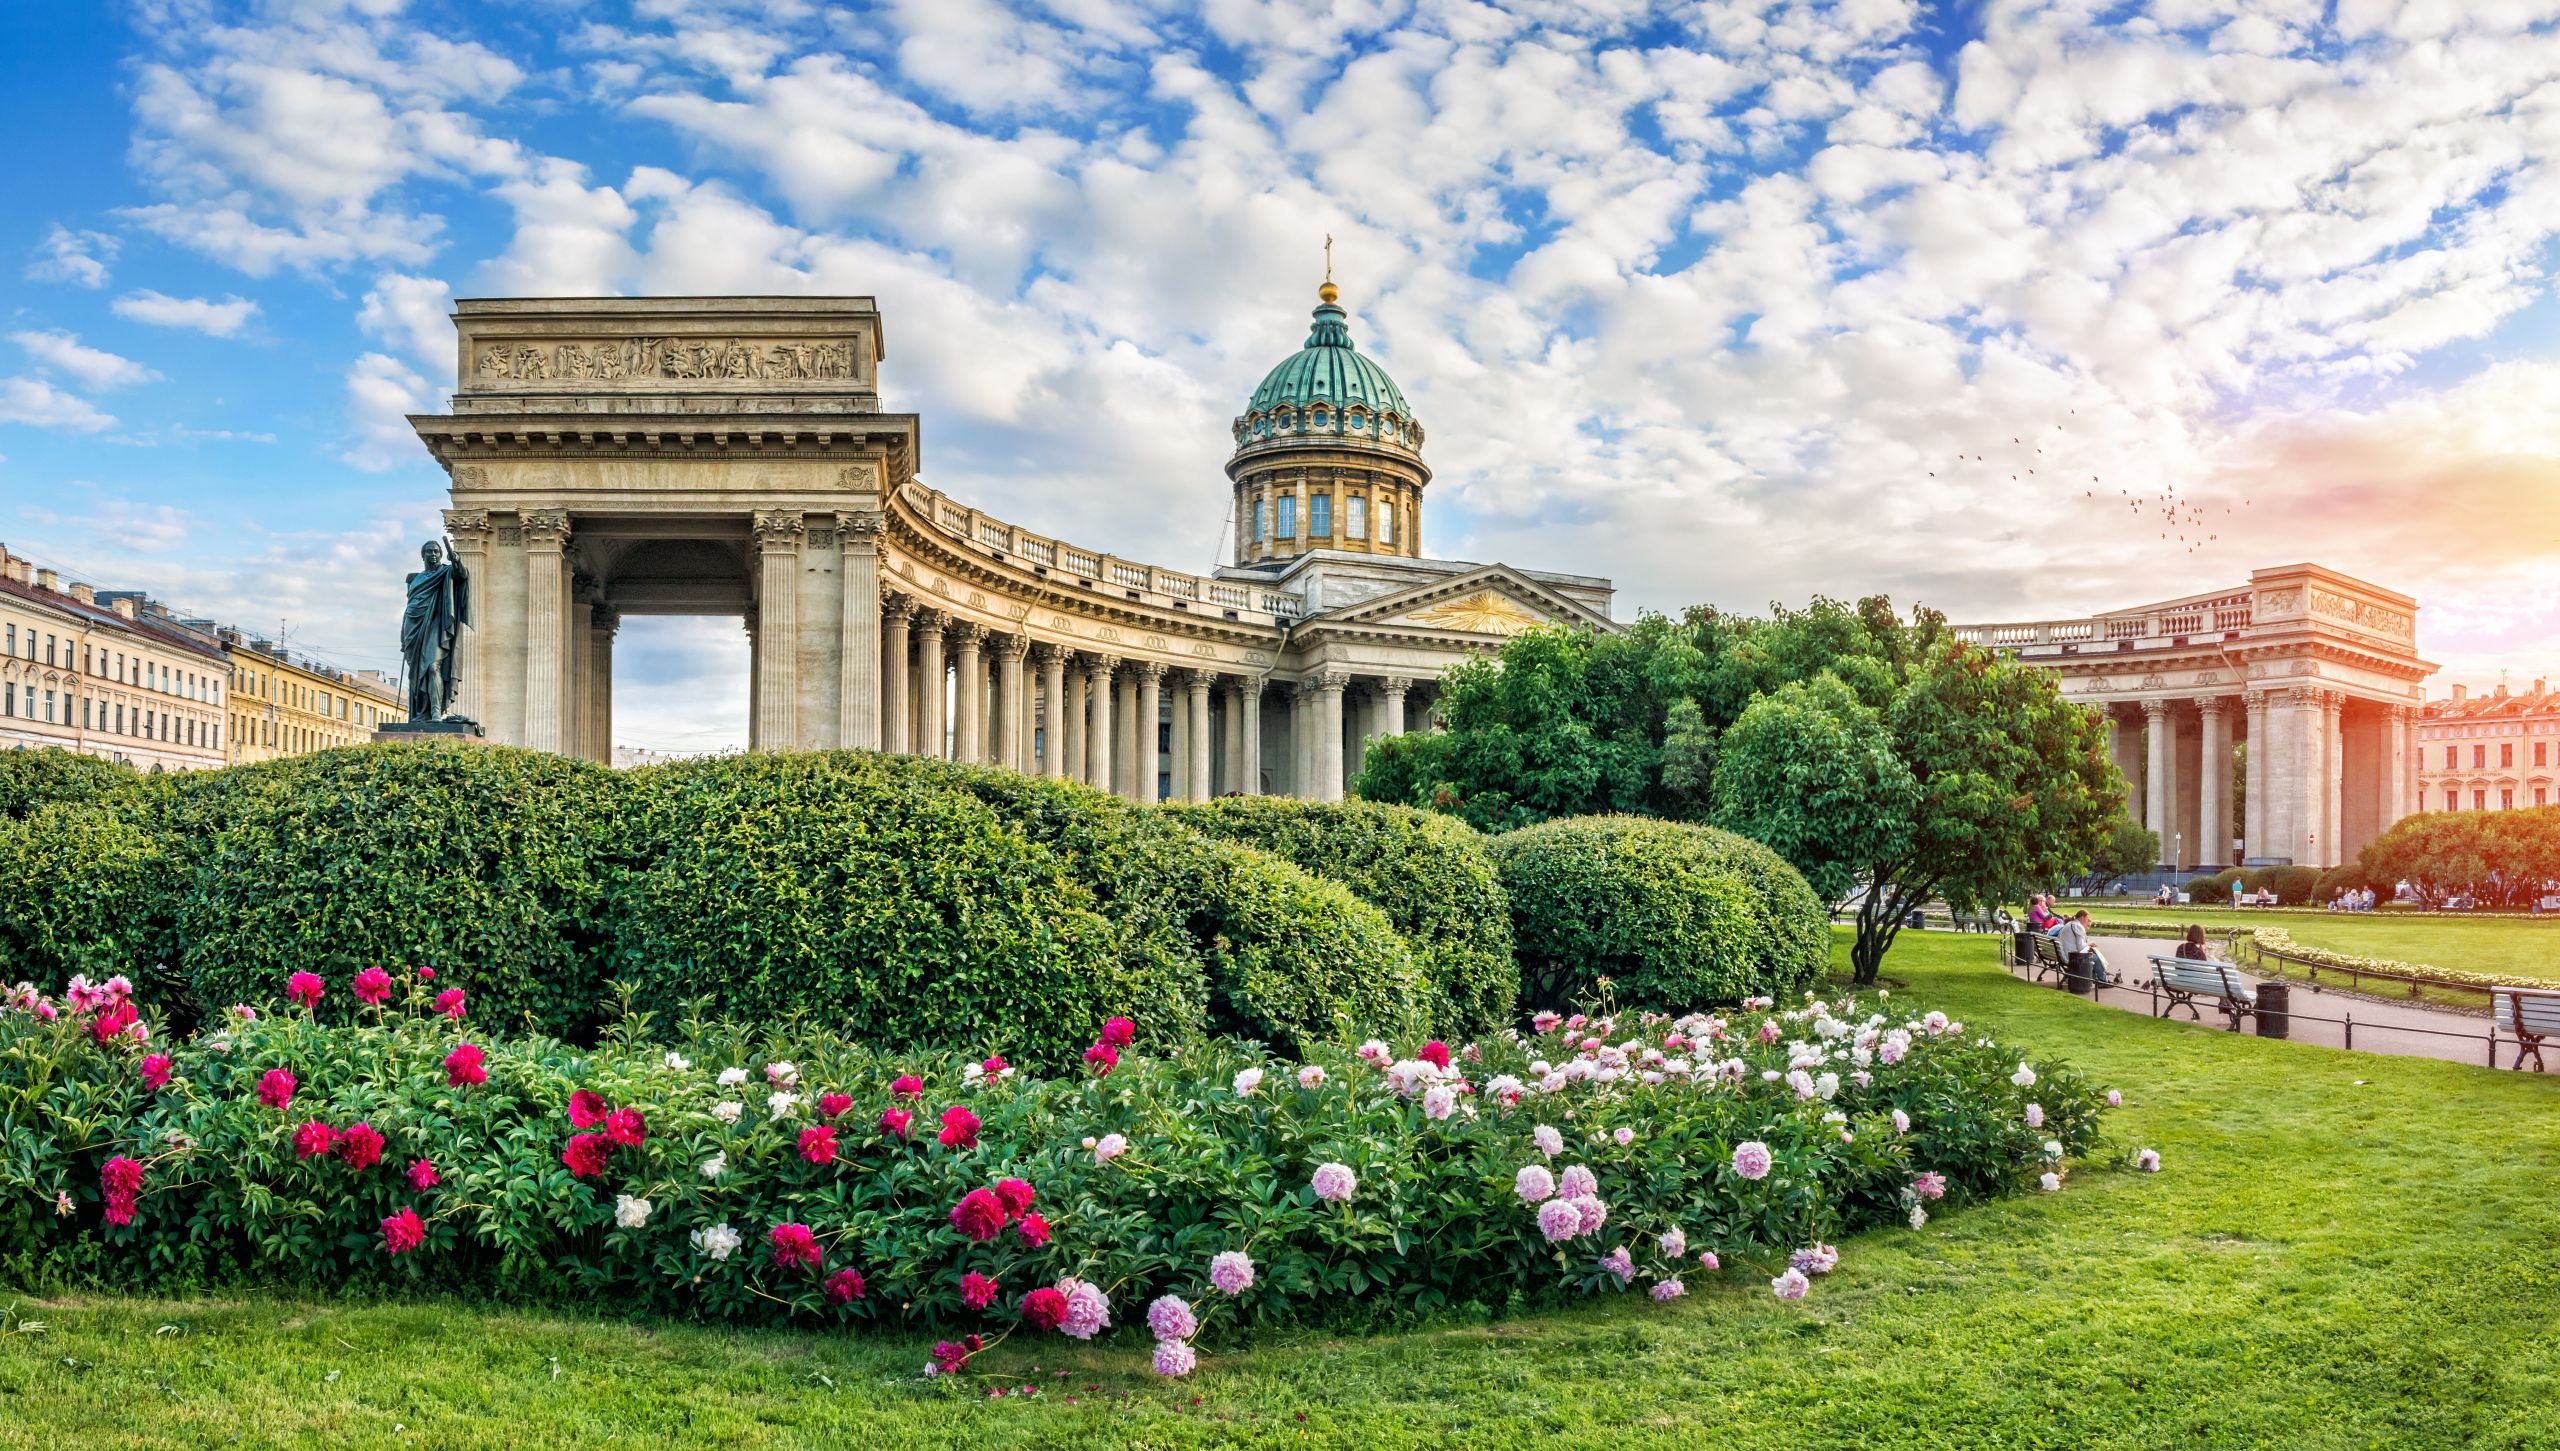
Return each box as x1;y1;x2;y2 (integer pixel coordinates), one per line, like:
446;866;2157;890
0;544;229;772
223;634;405;764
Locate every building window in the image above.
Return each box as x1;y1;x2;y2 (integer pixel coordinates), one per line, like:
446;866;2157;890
2475;790;2488;811
2542;788;2552;807
2539;742;2550;768
2474;744;2486;769
2503;788;2516;811
2445;790;2458;811
1277;495;1297;539
2503;743;2515;768
1310;493;1332;538
1378;500;1394;546
1347;496;1367;540
2444;745;2456;769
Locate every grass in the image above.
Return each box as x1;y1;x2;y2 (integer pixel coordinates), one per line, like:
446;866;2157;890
2074;903;2560;982
5;929;2559;1449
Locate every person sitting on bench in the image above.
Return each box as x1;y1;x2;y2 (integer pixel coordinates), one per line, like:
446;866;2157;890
2174;924;2212;962
2055;909;2110;985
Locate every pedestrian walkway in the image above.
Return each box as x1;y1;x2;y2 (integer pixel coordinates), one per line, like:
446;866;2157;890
2007;934;2550;1074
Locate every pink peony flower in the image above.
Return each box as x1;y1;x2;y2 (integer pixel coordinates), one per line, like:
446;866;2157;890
2024;1103;2045;1130
980;1054;1009;1076
1209;1249;1255;1294
352;967;392;1005
827;1268;867;1305
1422;1085;1456;1120
1891;1108;1911;1134
1660;1227;1687;1259
1600;1246;1634;1283
140;1054;173;1091
1233;1067;1265;1096
1533;1124;1563;1159
100;1156;144;1227
89;1000;138;1044
769;1222;823;1272
560;1133;611;1178
1531;1011;1562;1034
336;1121;385;1171
2137;1148;2161;1172
1057;1278;1110;1339
879;1106;913;1140
2107;1089;2124;1108
1101;1016;1137;1048
929;1340;972;1376
1310;1162;1356;1202
950;1188;1009;1243
799;1125;839;1165
1021;1287;1068;1331
1650;1278;1686;1302
1558;1165;1598;1199
444;1043;487;1089
406;1158;439;1190
1536;1199;1581;1242
418;967;435;982
1082;1041;1118;1074
817;1092;855;1121
256;1068;297;1109
1514;1165;1556;1203
1092;1132;1128;1163
962;1271;1002;1311
937;1104;981;1149
1572;1195;1608;1236
1152;1340;1197;1377
1790;1243;1838;1276
568;1090;608;1129
1418;1040;1451;1071
1731;1141;1773;1181
604;1108;647;1147
1771;1268;1810;1301
287;972;325;1009
1612;1126;1636;1147
1297;1064;1326;1089
1146;1294;1198;1342
1698;1250;1720;1270
891;1074;924;1100
381;1206;425;1255
993;1178;1035;1217
1015;1211;1051;1248
293;1121;337;1159
433;988;466;1021
1911;1171;1947;1201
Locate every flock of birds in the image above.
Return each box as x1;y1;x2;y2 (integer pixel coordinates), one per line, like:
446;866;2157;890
1921;411;2253;556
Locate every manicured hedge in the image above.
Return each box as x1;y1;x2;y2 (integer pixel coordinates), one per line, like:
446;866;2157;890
0;746;140;820
1489;815;1831;1011
1172;796;1518;1038
0;801;173;984
2240;864;2323;904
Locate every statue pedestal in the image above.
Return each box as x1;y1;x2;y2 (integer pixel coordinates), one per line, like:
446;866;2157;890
376;719;485;746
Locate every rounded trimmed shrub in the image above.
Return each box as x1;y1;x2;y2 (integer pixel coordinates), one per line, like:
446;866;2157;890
0;747;140;820
0;800;177;985
1489;815;1831;1011
2182;874;2227;903
167;744;618;1038
2241;864;2323;905
1173;795;1517;1038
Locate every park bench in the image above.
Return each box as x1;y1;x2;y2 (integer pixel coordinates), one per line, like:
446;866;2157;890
2029;932;2069;985
2147;955;2256;1031
2492;986;2560;1072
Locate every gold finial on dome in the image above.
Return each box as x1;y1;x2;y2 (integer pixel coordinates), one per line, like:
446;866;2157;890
1319;233;1338;303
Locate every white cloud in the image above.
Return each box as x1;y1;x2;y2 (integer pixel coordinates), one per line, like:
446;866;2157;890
0;377;117;433
111;290;263;336
10;331;162;390
25;225;119;287
357;272;456;381
340;351;435;471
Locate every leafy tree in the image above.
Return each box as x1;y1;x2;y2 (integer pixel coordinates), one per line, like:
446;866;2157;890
1709;674;1915;906
2090;818;2161;888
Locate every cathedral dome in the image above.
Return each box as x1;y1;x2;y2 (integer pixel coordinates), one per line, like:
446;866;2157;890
1233;283;1424;456
1226;278;1430;567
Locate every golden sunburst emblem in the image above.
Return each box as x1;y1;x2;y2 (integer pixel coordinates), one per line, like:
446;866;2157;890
1408;590;1545;635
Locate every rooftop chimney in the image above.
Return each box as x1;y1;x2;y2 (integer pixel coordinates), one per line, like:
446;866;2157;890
69;582;95;605
2496;683;2511;700
2453;684;2469;702
111;597;137;620
35;568;59;593
2538;678;2550;696
2;559;26;586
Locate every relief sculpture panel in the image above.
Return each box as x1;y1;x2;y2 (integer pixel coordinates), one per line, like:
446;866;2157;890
473;336;862;385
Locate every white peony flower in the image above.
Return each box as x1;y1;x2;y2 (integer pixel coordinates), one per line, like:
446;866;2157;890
665;1051;692;1072
691;1222;741;1261
767;1090;799;1120
1233;1067;1264;1096
700;1153;726;1180
710;1100;743;1125
614;1194;653;1229
717;1067;749;1088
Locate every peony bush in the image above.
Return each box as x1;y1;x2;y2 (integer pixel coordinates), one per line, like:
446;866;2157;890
2;970;2119;1381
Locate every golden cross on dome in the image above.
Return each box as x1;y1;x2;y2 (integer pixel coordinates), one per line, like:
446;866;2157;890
1320;234;1338;303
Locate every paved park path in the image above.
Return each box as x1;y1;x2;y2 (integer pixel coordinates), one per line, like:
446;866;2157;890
1994;932;2555;1075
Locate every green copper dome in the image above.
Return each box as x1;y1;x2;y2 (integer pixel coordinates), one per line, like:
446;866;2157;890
1244;292;1414;421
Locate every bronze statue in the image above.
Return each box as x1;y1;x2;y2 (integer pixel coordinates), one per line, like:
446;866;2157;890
401;538;471;721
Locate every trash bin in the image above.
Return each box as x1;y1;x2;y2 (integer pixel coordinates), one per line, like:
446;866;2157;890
2011;931;2035;967
1905;908;1926;930
2065;952;2098;996
2255;981;2290;1040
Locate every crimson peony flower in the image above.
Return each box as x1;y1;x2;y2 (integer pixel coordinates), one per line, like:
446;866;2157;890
949;1187;1008;1243
352;967;392;1005
568;1090;608;1129
937;1105;981;1150
139;1054;173;1091
406;1158;439;1191
286;972;324;1009
930;1341;971;1376
1418;1040;1451;1071
825;1268;866;1305
1101;1016;1136;1048
799;1125;839;1166
880;1107;913;1140
1020;1286;1068;1331
818;1092;853;1120
336;1121;386;1171
1082;1041;1118;1074
100;1156;144;1227
433;988;466;1021
769;1222;823;1272
90;1000;138;1044
418;967;436;982
980;1054;1009;1076
1015;1211;1051;1249
256;1068;297;1109
561;1133;612;1178
603;1108;647;1147
293;1121;337;1159
381;1206;425;1255
444;1043;487;1089
891;1074;923;1101
961;1271;1000;1311
992;1178;1035;1217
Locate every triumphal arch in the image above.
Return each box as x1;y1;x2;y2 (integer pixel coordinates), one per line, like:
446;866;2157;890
407;291;1616;800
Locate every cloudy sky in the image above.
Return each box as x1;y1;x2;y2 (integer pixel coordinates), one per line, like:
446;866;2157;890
4;0;2559;753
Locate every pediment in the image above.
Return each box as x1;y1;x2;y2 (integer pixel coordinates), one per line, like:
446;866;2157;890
1312;565;1615;638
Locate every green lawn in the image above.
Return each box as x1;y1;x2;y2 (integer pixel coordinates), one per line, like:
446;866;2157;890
4;930;2557;1449
2076;903;2560;981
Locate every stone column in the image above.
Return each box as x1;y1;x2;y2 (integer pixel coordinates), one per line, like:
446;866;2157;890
2143;699;2174;867
914;610;947;761
567;580;595;760
838;511;883;750
521;509;570;754
1291;685;1315;799
1238;677;1264;795
750;510;803;751
2386;704;2414;827
881;596;913;754
1130;662;1161;802
1169;678;1190;800
1063;662;1087;784
2197;697;2231;868
2243;691;2268;860
1220;680;1244;794
1316;670;1348;803
1084;655;1116;793
1033;644;1067;778
2110;707;2147;829
1379;676;1411;743
950;623;985;764
1184;670;1213;803
441;509;491;726
590;606;617;764
993;634;1025;771
2320;691;2346;868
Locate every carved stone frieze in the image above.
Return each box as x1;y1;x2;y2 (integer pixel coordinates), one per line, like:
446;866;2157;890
473;337;861;385
2310;588;2415;641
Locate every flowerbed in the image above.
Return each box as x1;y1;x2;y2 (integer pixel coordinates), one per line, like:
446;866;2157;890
2;972;2130;1381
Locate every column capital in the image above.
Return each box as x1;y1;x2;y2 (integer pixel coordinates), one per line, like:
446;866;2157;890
751;509;806;551
912;607;946;637
1237;674;1266;700
1130;659;1166;682
1176;666;1215;691
882;592;916;625
521;509;571;550
2140;697;2170;721
991;631;1028;662
1083;651;1120;677
2320;689;2346;716
947;620;985;649
2194;695;2228;718
1313;670;1352;693
442;507;493;542
836;509;884;552
2387;702;2418;723
1029;640;1064;668
592;606;621;635
1378;674;1413;697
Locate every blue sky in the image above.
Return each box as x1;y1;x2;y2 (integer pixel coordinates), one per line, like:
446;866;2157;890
6;0;2560;752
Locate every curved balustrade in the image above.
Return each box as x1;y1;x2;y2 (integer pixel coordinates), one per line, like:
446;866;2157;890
896;481;1304;619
